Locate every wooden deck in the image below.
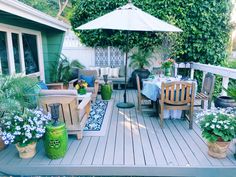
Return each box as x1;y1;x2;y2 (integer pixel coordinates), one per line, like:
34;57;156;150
0;90;236;177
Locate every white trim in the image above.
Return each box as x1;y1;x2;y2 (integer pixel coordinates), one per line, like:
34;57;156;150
6;31;15;74
0;23;45;80
19;32;26;75
0;0;70;32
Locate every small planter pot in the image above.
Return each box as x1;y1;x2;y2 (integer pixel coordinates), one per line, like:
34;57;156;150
207;141;230;158
78;88;87;95
214;96;236;108
15;142;37;159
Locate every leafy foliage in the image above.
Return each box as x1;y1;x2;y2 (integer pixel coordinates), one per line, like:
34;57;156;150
224;84;236;101
57;54;85;85
71;0;233;97
19;0;72;20
129;49;153;69
71;0;232;63
0;75;39;117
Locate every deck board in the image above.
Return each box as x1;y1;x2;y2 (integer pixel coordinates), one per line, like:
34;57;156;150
0;90;236;177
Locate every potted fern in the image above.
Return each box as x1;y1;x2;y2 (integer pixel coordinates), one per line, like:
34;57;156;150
129;48;153;88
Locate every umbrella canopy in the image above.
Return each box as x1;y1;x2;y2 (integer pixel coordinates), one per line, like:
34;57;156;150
76;3;182;32
76;1;182;108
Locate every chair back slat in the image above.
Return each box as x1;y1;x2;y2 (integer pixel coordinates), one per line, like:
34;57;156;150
202;73;215;95
39;90;81;129
162;81;195;105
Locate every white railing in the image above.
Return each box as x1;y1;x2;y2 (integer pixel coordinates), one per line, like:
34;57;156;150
174;62;236;95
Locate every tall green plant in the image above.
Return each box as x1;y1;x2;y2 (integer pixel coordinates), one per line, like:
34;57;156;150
57;54;84;85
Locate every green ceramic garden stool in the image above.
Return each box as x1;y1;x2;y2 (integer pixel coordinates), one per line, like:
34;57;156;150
44;122;68;159
101;84;112;100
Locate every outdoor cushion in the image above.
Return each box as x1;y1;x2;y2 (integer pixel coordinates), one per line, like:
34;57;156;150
109;67;120;78
80;75;94;87
38;81;48;90
100;67;110;77
89;66;100;77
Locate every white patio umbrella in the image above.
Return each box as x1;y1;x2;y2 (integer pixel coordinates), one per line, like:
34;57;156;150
76;1;182;108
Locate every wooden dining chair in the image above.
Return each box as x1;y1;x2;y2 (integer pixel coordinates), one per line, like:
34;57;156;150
136;74;153;111
195;72;215;109
159;81;195;129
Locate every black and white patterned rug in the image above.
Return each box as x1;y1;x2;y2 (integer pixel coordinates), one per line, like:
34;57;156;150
83;99;114;136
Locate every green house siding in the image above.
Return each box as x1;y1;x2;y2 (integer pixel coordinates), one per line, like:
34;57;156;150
0;10;66;83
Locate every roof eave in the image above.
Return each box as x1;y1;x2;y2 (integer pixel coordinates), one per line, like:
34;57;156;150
0;0;71;32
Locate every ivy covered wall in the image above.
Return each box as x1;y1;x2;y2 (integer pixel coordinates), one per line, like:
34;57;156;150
70;0;232;66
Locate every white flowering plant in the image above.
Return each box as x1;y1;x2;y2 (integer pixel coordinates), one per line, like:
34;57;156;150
0;108;51;147
196;108;236;143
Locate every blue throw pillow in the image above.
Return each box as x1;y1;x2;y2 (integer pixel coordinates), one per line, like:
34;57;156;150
38;81;48;90
80;75;94;87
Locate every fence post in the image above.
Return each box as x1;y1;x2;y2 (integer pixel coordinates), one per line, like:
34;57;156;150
221;76;229;96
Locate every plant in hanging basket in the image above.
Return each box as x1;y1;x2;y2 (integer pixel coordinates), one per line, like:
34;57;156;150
0;108;51;158
196;108;236;158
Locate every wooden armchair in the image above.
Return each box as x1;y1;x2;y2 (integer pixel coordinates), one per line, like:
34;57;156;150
195;73;215;109
159;81;195;129
69;69;99;102
39;89;91;139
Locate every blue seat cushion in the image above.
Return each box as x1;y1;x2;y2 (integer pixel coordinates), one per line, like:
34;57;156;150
38;81;48;90
80;75;94;87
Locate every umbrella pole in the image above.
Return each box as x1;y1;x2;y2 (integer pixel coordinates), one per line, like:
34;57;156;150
116;31;134;109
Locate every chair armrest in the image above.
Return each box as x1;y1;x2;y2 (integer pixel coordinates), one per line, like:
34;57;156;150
46;83;63;89
94;79;99;94
78;97;91;111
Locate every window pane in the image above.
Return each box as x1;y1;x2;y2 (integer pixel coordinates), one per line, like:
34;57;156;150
22;33;39;74
0;31;9;74
12;33;21;73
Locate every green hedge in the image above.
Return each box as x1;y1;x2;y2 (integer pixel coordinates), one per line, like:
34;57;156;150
70;0;233;96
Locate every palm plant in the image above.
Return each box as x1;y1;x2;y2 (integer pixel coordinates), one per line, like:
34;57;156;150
129;48;153;69
57;54;84;85
223;84;236;101
0;74;38;117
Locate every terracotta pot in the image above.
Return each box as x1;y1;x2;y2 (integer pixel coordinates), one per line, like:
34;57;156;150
0;136;5;150
15;142;37;159
207;141;230;158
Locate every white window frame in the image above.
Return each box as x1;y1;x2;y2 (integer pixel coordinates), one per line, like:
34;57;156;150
0;23;45;81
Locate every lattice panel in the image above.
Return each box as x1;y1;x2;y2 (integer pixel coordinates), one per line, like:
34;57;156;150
95;47;108;67
110;47;124;67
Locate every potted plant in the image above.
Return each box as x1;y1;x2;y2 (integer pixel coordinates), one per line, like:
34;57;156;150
161;58;175;76
74;79;88;95
0;75;39;150
57;54;84;88
129;48;153;88
0;108;51;158
215;84;236;108
196;108;236;158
